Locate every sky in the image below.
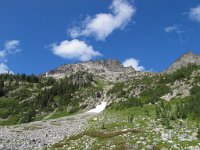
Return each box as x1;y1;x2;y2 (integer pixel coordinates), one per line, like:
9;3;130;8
0;0;200;74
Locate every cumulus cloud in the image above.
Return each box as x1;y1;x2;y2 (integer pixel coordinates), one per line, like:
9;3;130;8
123;58;144;71
68;0;136;40
189;6;200;22
0;40;20;74
0;40;21;61
51;39;102;61
164;25;183;34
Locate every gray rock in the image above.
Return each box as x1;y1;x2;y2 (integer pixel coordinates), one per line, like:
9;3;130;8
165;51;200;73
0;112;96;149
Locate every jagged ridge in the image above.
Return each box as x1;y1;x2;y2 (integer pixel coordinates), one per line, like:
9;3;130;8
45;59;153;81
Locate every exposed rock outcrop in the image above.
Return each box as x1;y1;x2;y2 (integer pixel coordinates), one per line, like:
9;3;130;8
45;59;154;82
165;51;200;74
47;60;126;75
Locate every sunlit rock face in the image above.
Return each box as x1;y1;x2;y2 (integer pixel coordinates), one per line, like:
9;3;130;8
47;59;129;75
165;51;200;74
44;59;154;81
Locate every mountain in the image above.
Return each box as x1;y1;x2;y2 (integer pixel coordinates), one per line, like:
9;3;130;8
1;52;200;149
46;59;129;77
0;53;199;126
165;51;200;73
45;59;154;82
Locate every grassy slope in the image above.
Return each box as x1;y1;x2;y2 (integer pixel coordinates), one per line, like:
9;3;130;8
0;72;100;125
52;64;200;149
52;103;200;149
1;64;200;149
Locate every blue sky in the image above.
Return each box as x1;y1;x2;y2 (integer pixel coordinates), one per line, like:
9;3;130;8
0;0;200;74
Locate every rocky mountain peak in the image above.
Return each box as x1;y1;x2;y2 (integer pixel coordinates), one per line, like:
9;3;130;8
87;59;125;72
165;51;200;73
45;59;139;80
181;51;196;59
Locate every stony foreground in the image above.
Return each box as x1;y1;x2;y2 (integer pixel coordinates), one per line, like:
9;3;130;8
53;106;200;150
0;112;95;149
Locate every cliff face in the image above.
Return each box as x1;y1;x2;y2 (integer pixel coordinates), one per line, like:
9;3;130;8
165;51;200;73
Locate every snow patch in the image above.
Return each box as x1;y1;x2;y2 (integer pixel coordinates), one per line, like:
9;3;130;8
87;102;107;113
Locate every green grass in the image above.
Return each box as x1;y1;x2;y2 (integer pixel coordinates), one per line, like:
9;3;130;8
0;97;17;108
0;114;22;126
95;79;108;91
0;108;8;116
52;128;141;149
48;111;71;119
53;102;200;149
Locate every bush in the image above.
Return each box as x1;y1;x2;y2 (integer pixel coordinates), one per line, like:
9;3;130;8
140;85;171;104
197;127;200;139
110;98;143;110
20;110;36;123
161;64;200;83
107;82;125;96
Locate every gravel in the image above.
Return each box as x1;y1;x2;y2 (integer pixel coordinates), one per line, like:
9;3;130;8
0;112;95;150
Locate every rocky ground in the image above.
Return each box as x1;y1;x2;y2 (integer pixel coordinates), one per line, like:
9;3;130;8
0;112;96;150
52;106;200;150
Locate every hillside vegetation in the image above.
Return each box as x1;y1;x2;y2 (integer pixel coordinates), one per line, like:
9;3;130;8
0;72;100;125
1;57;200;149
52;64;200;149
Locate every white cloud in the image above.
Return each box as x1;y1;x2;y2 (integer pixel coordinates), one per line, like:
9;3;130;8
123;58;144;71
5;40;20;53
0;40;20;74
0;63;11;74
164;25;183;34
0;51;6;60
164;25;190;44
0;40;21;61
189;6;200;22
51;39;102;61
68;0;136;41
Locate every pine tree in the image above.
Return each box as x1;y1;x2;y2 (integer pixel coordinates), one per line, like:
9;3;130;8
0;79;5;97
197;126;200;139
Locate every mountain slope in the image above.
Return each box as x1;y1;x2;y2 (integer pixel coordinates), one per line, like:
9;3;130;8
1;54;200;126
165;51;200;73
1;52;200;149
